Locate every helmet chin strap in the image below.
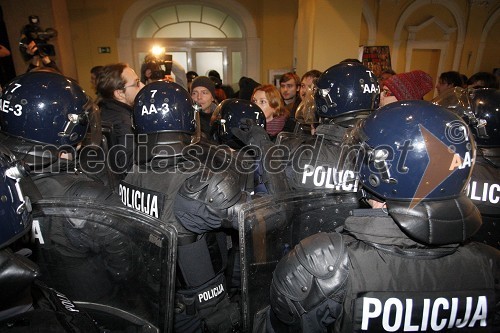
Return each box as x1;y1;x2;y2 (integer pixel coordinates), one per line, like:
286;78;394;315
357;188;385;208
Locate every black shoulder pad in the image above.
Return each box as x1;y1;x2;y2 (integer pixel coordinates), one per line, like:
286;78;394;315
180;167;243;210
276;134;308;156
0;250;39;309
294;232;345;279
270;232;349;324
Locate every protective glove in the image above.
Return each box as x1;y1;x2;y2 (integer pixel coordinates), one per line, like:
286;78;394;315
231;119;270;146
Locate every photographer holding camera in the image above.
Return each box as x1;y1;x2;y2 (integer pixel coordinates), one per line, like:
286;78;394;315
19;15;60;73
141;51;187;89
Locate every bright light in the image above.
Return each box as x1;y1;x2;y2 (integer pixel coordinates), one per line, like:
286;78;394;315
151;45;165;57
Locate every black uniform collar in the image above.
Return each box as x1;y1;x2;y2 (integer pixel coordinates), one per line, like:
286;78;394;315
344;209;421;247
344;208;460;258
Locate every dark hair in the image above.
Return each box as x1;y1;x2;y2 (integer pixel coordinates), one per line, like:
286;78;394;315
279;72;300;85
90;65;104;76
301;69;322;85
96;63;128;99
186;71;198;82
439;71;463;87
460;74;468;86
210;75;223;90
238;76;261;101
208;70;221;80
467;71;499;89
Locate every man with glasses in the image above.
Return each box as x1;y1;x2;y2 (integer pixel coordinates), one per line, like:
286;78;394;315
96;63;144;189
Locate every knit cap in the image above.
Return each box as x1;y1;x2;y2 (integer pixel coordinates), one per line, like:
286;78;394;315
384;70;433;101
191;76;216;99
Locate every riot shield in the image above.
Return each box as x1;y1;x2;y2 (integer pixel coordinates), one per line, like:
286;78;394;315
27;198;177;333
238;190;360;332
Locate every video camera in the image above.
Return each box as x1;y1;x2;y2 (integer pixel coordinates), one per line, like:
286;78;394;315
145;53;173;80
19;15;58;60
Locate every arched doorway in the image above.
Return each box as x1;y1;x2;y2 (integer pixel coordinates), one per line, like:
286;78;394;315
119;0;260;86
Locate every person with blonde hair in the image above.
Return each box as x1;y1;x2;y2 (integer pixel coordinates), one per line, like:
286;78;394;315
251;84;289;140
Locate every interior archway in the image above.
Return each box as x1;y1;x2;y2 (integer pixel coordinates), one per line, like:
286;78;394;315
119;0;260;85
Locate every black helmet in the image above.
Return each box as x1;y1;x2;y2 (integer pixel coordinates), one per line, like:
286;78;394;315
0;71;98;167
133;80;198;163
0;71;93;147
467;88;499;147
433;87;499;148
348;100;480;244
211;98;266;149
352;100;474;203
315;62;379;121
0;145;32;249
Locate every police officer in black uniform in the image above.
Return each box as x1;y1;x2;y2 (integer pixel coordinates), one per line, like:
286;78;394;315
433;87;500;249
0;145;101;332
0;71;138;304
266;101;500;332
463;88;500;249
210;98;291;195
121;80;245;332
235;62;379;194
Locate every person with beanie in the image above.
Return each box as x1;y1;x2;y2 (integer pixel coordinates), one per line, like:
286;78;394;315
191;75;218;139
380;69;433;107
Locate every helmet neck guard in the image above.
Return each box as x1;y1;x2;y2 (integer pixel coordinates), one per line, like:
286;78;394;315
387;195;481;245
136;132;193;165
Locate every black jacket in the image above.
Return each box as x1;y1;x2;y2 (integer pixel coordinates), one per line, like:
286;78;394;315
468;148;500;248
269;208;500;332
277;124;357;192
98;98;135;180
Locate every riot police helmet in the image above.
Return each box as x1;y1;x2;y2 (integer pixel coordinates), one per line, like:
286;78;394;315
466;88;499;147
0;71;94;147
211;98;266;149
315;62;379;123
0;71;98;166
347;100;480;244
133;80;198;163
0;144;32;249
433;87;499;148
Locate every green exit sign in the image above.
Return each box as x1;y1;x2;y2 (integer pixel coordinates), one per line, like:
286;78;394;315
98;47;111;54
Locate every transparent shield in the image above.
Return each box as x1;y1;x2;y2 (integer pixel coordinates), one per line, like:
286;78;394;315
27;199;177;333
238;190;360;332
431;86;471;117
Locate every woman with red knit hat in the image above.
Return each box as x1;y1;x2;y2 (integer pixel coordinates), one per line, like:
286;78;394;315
380;70;434;107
